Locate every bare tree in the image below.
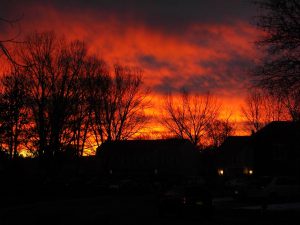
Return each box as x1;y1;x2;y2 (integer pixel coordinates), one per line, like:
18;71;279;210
0;16;23;64
206;116;235;148
66;56;107;156
1;31;150;158
241;89;265;132
161;91;220;148
0;68;29;159
47;40;87;158
16;31;88;158
91;64;149;144
16;32;53;157
254;0;300;92
283;88;300;121
241;88;289;133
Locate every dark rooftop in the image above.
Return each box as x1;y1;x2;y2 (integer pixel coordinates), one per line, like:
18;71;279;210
219;136;251;152
254;121;300;138
97;138;196;155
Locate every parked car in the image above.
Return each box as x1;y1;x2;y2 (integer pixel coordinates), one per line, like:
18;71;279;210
158;184;213;217
233;176;300;203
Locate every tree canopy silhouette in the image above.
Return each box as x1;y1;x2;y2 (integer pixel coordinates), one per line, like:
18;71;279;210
161;91;220;148
90;64;149;144
254;0;300;91
0;31;150;158
0;16;23;65
0;68;29;158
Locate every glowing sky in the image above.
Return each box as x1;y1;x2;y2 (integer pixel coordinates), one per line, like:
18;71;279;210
1;0;261;135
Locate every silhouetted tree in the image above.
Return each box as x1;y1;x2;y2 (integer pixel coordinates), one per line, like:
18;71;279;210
262;87;300;121
67;57;107;156
254;0;300;92
0;18;13;62
1;30;150;158
47;40;87;158
16;32;53;157
241;89;265;132
91;64;149;144
0;68;29;159
161;91;219;148
0;16;22;64
206;116;235;148
281;88;300;121
16;32;88;158
241;88;288;132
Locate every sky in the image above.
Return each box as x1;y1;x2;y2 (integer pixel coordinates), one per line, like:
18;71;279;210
0;0;261;135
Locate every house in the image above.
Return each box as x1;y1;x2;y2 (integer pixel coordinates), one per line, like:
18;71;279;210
217;136;253;177
251;121;300;177
96;139;199;179
217;121;300;178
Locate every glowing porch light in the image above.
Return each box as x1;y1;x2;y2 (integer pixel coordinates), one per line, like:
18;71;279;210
218;169;224;176
244;168;254;175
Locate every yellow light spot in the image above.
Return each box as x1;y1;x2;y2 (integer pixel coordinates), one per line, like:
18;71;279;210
218;169;224;176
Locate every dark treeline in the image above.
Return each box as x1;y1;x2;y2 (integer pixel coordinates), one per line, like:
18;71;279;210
0;2;300;215
244;0;300;131
0;31;148;160
160;90;235;149
0;32;237;160
1;0;300;160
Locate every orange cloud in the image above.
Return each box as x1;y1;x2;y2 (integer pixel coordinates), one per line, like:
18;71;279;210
1;4;260;135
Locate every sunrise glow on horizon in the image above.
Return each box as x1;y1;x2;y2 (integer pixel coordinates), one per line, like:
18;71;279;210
0;1;261;148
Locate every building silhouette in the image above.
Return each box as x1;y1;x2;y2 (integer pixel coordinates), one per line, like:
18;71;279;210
96;139;199;179
217;121;300;177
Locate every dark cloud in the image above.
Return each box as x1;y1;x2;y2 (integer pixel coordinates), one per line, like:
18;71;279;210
139;54;177;71
1;0;258;99
201;57;253;94
1;0;256;33
153;55;253;96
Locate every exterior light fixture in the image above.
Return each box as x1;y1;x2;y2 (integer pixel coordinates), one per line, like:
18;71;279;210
243;168;253;175
218;169;224;176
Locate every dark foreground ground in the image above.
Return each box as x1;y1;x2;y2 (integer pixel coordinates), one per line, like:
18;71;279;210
1;194;300;225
